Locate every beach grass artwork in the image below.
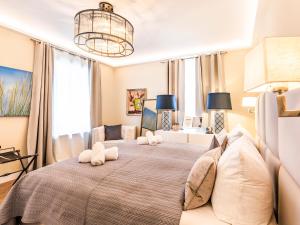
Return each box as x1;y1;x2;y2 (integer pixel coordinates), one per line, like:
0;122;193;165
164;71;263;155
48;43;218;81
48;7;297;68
0;66;32;116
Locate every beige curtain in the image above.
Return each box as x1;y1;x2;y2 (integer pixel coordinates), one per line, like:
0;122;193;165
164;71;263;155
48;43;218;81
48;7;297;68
195;52;225;115
27;42;54;169
168;59;185;124
90;61;102;128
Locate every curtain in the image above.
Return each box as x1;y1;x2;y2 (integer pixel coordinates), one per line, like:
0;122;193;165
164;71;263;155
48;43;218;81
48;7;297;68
195;52;225;114
90;61;102;128
195;52;225;127
168;59;185;124
52;50;90;137
52;50;91;161
27;42;54;169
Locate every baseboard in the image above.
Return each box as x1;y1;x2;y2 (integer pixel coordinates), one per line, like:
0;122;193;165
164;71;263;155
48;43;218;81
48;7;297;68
0;172;20;184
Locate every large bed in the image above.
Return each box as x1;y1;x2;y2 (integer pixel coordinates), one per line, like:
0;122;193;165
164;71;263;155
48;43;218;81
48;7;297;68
0;142;209;225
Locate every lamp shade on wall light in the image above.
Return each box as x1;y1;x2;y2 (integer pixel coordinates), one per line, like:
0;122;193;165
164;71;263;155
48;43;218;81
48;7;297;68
244;37;300;92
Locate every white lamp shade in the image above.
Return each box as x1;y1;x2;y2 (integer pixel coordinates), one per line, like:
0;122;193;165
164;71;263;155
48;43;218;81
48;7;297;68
244;37;300;92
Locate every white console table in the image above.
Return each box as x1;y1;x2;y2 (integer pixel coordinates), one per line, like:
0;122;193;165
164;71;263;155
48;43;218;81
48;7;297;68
155;128;215;149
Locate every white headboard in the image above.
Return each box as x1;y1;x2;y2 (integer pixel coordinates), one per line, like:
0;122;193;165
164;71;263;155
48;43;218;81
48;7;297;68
256;89;300;225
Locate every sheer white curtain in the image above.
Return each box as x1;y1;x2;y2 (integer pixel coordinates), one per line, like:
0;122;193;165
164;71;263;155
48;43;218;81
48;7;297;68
53;50;91;138
52;50;91;161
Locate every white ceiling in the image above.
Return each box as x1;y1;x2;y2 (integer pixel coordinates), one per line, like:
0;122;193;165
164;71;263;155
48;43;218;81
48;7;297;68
0;0;258;67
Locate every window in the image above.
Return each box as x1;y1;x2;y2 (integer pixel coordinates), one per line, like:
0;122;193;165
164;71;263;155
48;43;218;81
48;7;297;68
53;50;91;137
184;58;196;117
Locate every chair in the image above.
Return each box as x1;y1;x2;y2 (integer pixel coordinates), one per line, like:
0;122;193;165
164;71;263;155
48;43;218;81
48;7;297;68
92;125;136;145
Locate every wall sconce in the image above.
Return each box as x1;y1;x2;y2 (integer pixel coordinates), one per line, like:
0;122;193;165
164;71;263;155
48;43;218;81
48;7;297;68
242;97;257;113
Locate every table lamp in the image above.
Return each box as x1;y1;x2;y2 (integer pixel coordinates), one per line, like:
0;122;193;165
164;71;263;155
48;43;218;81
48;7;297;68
156;95;177;130
207;92;232;133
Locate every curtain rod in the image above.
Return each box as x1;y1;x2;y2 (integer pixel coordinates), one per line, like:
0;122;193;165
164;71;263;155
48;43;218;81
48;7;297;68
30;38;96;62
160;51;227;63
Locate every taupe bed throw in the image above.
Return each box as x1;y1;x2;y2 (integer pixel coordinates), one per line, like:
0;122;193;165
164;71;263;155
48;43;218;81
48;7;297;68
0;142;206;225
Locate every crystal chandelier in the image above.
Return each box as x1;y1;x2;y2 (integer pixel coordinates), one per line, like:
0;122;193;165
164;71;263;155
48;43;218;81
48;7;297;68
74;2;134;57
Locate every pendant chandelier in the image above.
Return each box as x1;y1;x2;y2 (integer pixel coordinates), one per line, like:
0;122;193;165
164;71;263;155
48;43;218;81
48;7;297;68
74;2;134;57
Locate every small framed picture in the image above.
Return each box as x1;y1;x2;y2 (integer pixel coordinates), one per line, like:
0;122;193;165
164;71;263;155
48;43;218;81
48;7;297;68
126;88;147;116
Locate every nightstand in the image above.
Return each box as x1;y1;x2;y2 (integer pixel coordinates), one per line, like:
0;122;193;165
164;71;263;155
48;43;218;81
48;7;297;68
155;128;216;149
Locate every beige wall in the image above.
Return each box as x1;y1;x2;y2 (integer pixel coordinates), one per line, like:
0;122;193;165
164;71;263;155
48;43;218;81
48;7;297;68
101;64;118;125
0;26;34;177
114;62;168;134
224;50;256;136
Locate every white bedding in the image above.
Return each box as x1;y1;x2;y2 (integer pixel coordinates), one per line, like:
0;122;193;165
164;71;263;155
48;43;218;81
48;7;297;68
180;203;278;225
180;203;229;225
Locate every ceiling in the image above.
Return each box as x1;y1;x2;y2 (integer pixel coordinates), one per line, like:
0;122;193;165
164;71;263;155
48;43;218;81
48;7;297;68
0;0;258;67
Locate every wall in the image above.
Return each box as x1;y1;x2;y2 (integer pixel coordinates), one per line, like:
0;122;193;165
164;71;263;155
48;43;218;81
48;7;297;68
224;49;257;136
0;26;34;178
114;62;168;134
101;64;118;125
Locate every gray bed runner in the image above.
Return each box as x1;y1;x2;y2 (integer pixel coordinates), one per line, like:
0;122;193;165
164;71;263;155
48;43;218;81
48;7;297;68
0;142;207;225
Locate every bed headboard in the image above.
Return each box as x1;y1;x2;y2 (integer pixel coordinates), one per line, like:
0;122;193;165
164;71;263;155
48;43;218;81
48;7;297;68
256;89;300;225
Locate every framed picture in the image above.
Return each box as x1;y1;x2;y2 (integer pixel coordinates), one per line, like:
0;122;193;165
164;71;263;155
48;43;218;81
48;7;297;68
0;66;32;117
127;88;147;116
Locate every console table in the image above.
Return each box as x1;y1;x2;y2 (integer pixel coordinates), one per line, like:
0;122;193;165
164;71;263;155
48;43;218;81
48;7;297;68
0;147;38;185
155;128;216;149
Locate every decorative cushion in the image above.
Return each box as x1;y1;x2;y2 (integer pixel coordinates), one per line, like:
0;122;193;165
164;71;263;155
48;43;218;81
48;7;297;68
212;135;273;225
183;147;222;210
215;129;228;151
104;125;122;141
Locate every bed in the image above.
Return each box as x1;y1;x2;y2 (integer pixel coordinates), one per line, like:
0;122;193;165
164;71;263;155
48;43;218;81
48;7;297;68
255;89;300;225
1;90;300;225
0;142;209;225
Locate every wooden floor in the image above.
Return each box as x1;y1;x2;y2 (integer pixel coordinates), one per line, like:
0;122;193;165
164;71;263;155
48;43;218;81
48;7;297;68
0;180;14;203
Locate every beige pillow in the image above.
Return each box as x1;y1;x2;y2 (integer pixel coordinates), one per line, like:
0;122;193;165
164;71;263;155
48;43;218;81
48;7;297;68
212;135;273;225
183;147;222;210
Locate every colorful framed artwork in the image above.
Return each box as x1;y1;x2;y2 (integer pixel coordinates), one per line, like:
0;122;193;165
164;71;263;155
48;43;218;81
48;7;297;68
0;66;32;117
126;88;147;116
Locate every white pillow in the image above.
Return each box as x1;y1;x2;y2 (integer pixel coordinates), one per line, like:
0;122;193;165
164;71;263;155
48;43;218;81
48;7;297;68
227;125;256;146
212;136;273;225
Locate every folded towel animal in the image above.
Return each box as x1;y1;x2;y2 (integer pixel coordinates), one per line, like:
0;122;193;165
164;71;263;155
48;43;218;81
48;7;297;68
145;131;157;145
137;136;149;145
91;142;106;166
78;149;92;163
105;147;119;161
155;135;163;144
137;131;163;146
